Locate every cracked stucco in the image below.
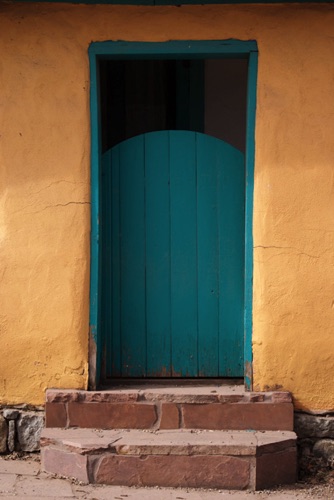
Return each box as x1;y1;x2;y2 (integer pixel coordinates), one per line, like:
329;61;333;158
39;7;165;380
0;3;334;410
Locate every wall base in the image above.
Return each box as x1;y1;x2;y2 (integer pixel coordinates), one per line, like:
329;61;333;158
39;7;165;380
0;407;44;454
295;411;334;481
1;406;333;481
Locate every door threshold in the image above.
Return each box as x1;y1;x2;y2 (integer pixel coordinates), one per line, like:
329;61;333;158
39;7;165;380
100;378;243;389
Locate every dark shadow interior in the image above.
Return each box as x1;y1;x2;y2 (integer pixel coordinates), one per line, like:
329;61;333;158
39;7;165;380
99;58;248;153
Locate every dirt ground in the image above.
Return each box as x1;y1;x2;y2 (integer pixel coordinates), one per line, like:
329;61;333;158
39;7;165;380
0;452;333;499
293;454;334;497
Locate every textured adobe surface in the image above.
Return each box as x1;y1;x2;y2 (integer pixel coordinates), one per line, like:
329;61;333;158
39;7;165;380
1;4;334;410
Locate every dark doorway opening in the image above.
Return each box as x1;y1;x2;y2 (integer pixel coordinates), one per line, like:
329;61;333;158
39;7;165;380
100;58;248;153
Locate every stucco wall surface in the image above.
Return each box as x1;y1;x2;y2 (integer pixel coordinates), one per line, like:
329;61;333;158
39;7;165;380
1;3;334;410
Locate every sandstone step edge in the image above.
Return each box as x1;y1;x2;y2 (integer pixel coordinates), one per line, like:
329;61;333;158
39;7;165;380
41;428;297;491
46;387;292;404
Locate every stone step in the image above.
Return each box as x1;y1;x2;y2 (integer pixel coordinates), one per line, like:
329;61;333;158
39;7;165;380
41;427;297;490
45;386;294;431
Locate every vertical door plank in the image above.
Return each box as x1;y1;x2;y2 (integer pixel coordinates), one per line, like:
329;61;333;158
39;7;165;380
218;142;245;376
101;150;112;377
119;136;146;376
170;131;198;376
196;134;219;376
110;147;121;376
145;132;171;376
101;149;113;377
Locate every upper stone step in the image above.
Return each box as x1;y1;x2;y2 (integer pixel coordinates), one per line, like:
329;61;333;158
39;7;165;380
45;386;294;432
41;427;297;490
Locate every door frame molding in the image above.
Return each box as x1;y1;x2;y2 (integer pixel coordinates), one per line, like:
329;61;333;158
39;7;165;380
88;39;258;389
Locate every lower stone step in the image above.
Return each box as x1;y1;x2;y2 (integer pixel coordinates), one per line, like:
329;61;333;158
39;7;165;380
41;428;297;490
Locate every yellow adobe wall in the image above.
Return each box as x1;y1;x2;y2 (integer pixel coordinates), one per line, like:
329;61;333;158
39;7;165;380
1;2;334;410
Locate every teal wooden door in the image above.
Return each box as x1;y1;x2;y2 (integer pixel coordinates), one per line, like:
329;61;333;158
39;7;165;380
102;131;245;377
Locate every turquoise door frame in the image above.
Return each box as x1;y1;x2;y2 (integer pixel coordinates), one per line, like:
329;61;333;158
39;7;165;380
88;39;258;389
